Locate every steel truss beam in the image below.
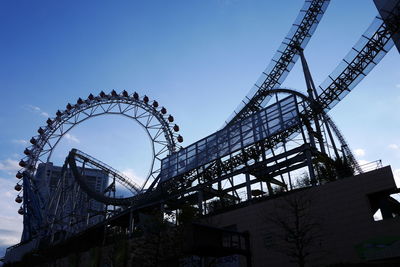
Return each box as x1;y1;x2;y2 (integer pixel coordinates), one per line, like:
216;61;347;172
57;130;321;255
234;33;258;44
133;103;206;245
317;2;400;111
226;0;330;126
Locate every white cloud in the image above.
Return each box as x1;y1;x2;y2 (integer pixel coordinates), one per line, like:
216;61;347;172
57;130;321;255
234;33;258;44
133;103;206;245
64;133;80;144
41;112;49;117
354;148;365;157
396;84;400;88
388;144;400;150
29;105;40;112
26;105;49;118
358;159;369;166
12;139;28;145
0;159;20;172
11;153;21;159
121;168;145;187
0;177;23;253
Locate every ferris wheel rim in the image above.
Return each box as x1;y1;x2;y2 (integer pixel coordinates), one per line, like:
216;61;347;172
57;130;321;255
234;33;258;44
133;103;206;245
15;90;183;210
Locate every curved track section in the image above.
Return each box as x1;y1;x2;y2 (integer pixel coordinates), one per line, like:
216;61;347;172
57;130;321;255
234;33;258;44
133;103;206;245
264;88;362;174
316;3;400;111
73;149;141;194
14;90;182;239
68;149;140;206
225;0;330;126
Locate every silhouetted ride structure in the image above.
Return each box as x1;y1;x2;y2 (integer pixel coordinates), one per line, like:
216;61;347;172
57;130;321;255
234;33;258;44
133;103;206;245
7;0;400;263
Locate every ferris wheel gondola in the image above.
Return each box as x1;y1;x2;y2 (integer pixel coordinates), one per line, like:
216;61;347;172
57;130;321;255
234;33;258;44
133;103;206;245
15;90;183;239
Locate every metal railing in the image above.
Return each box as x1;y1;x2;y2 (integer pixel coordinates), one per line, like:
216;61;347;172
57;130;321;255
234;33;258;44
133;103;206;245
358;160;383;173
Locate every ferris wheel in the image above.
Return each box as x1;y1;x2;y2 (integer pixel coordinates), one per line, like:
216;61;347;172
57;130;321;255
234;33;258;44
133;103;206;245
14;90;183;225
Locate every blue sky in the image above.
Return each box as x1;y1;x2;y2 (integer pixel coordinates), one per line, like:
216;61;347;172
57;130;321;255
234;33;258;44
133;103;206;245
0;0;399;257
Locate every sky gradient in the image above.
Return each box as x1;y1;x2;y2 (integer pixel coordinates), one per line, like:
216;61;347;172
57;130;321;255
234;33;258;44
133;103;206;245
0;0;399;258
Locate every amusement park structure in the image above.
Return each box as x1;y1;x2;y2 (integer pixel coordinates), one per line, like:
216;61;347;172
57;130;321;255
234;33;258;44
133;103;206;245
4;0;400;265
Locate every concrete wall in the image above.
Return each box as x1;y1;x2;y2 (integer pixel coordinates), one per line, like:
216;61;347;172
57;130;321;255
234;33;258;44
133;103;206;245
206;166;400;267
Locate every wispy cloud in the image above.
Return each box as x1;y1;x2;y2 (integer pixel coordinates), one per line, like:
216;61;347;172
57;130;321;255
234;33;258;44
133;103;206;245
0;177;23;255
26;105;49;118
396;84;400;88
11;153;21;159
64;133;80;143
358;159;369;166
354;148;365;157
12;139;28;145
121;168;145;186
388;144;400;150
0;159;20;172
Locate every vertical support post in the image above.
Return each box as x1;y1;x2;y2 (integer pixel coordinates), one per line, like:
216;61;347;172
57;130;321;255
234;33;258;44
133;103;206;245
266;180;274;195
113;176;116;212
305;145;317;185
298;47;326;155
129;203;134;236
245;173;252;200
244;231;252;267
198;190;204;215
283;142;293;190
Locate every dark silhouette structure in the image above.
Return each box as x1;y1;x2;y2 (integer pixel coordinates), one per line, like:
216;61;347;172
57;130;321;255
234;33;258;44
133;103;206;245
4;0;400;266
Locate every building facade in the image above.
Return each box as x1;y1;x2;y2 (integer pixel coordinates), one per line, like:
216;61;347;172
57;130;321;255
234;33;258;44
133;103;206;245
35;162;109;233
205;166;400;266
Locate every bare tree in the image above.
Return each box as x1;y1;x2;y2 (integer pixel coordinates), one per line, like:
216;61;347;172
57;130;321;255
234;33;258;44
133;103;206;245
266;191;323;267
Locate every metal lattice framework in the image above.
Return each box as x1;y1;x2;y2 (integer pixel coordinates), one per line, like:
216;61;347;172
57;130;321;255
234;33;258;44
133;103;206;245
45;149;145;239
228;1;400;125
226;0;330;126
153;1;400;215
67;148;143;205
45;159;98;239
316;3;400;111
8;0;400;252
14;90;183;240
73;149;141;195
159;88;360;202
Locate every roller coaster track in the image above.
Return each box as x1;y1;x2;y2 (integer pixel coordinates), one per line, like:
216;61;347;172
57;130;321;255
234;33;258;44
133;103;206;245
321;113;362;174
316;2;400;111
160;123;310;201
68;149;141;206
225;0;330;126
161;103;306;196
73;149;141;194
228;1;400;125
160;88;364;198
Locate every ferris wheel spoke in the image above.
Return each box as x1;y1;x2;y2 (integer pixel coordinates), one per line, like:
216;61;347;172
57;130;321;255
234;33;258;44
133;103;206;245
47;133;62;140
117;102;124;113
62;120;75;126
107;102;118;112
156;145;169;155
145;114;155;127
154;150;167;159
89;104;101;116
147;123;163;130
98;103;108;113
18;91;180;223
45;140;54;150
38;149;51;159
80;109;92;118
135;110;150;119
153;127;165;140
153;140;170;146
121;103;135;114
